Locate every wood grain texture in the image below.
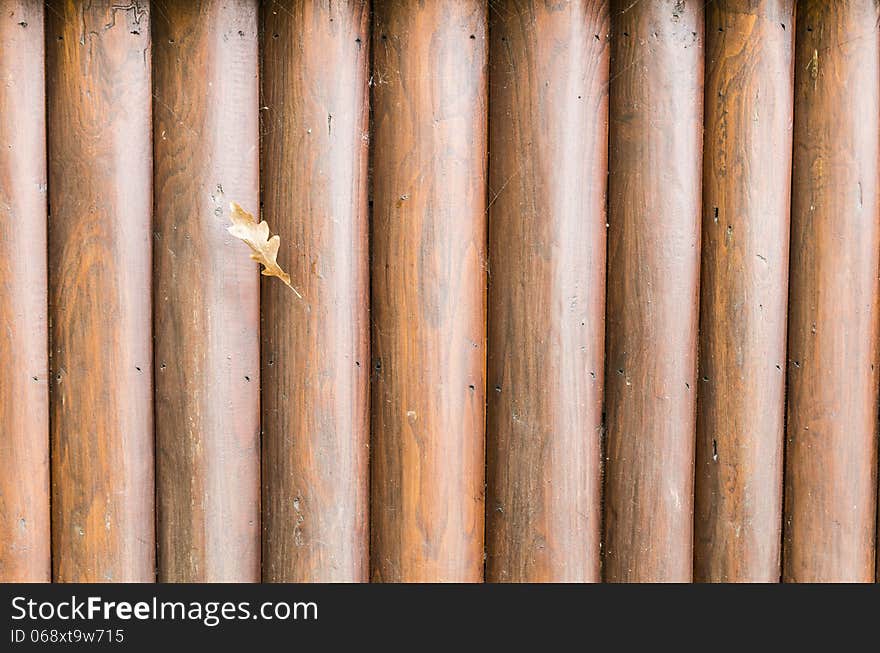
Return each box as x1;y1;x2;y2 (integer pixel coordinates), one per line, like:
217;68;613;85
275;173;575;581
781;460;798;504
784;0;880;583
0;0;50;583
46;0;154;582
152;0;260;583
260;0;370;582
694;0;794;583
603;0;703;582
370;0;487;582
485;0;608;583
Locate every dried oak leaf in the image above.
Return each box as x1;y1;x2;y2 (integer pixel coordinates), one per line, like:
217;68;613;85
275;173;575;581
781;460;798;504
227;202;301;298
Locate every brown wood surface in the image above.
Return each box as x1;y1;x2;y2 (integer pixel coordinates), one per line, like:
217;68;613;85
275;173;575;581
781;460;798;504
485;0;609;583
603;0;703;582
152;0;260;583
784;0;880;583
46;0;154;582
370;0;487;582
694;0;794;583
0;0;50;583
260;0;370;582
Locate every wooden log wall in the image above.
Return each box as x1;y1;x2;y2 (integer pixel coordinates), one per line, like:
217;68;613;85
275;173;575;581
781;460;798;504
2;0;880;583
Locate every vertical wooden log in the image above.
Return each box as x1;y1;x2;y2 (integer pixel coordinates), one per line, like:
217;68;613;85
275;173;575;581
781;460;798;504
47;0;154;582
603;0;703;582
784;0;880;583
260;0;370;582
694;0;794;583
485;0;609;582
152;0;260;583
0;0;50;583
371;0;487;582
